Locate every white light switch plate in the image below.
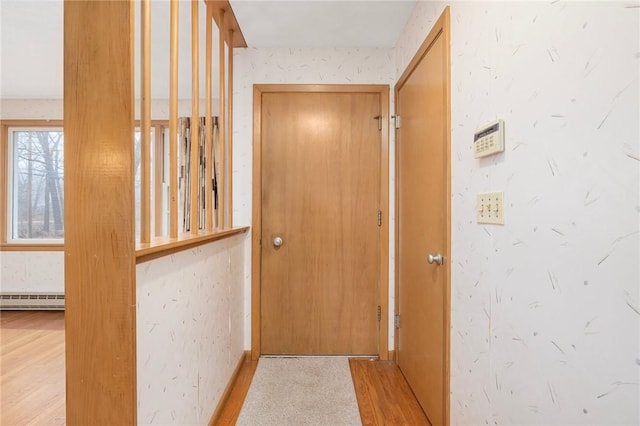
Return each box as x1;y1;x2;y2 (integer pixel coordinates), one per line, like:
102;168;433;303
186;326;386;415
477;191;504;225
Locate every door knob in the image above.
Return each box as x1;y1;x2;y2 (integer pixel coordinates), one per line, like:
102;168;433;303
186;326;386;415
427;253;444;265
273;237;283;247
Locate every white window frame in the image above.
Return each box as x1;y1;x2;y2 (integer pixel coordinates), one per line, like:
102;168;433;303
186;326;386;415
6;126;65;244
134;126;157;241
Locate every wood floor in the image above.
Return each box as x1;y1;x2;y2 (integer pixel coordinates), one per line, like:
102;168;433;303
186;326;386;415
1;310;65;426
1;311;428;425
349;358;430;425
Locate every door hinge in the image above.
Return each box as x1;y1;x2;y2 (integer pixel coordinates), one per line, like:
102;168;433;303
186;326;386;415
394;314;400;329
377;210;382;227
377;305;382;322
373;115;382;131
392;115;401;129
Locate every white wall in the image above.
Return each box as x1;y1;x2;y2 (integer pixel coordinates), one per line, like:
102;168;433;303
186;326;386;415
0;99;64;120
0;251;64;293
0;100;65;294
136;233;247;425
0;98;217;121
396;2;639;425
232;47;397;349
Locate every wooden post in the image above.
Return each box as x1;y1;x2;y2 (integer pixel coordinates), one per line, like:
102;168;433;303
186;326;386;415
64;1;136;423
190;0;200;234
169;0;179;238
217;9;225;230
140;0;151;243
205;3;214;232
227;28;234;227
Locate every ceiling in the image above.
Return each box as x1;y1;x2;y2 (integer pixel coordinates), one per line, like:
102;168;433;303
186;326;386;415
229;0;416;48
0;0;416;100
1;1;64;99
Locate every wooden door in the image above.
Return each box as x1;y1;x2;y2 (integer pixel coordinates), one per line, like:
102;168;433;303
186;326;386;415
395;9;451;426
259;89;381;355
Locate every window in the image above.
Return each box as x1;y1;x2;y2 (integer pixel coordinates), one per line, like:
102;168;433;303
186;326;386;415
134;127;163;240
7;128;65;242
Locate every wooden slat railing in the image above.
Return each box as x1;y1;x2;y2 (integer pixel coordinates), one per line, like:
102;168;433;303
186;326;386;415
137;0;245;247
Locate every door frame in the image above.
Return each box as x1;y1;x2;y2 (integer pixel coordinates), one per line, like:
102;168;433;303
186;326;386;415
251;84;390;360
394;7;451;425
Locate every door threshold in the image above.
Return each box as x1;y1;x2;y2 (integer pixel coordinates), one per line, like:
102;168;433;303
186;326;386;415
260;354;378;359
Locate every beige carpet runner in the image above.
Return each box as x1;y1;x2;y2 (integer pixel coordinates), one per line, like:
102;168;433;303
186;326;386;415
236;357;362;425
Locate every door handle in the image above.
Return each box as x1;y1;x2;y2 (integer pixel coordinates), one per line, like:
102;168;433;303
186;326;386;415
427;253;444;265
273;237;283;247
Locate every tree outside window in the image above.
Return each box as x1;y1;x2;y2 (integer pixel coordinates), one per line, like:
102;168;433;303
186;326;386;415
10;129;64;240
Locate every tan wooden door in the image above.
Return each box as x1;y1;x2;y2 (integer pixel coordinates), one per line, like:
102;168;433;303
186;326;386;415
395;9;450;426
260;90;381;355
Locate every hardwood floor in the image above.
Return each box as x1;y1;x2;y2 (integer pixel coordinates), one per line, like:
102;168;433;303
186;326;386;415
1;311;427;426
1;310;65;426
349;358;429;425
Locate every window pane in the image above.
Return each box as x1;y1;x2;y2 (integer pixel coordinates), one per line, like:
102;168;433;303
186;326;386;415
11;130;64;240
134;128;155;241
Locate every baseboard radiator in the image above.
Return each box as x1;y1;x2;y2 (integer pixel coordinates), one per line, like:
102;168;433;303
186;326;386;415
0;293;65;310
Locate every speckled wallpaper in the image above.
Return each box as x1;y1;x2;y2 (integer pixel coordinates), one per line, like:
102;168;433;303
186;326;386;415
396;2;639;425
0;251;64;293
136;233;246;425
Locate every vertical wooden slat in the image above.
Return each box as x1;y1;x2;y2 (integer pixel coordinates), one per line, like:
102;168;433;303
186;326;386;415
190;0;199;235
217;9;226;229
154;125;164;236
227;28;234;227
64;1;136;423
205;3;214;231
140;0;151;243
169;0;179;238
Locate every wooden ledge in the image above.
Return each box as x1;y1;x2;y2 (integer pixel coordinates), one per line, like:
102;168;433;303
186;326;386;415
135;226;249;263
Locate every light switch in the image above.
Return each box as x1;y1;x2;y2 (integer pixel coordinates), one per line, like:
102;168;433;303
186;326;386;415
477;191;504;225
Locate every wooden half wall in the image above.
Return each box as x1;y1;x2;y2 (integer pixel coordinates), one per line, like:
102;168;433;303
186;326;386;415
63;0;246;423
